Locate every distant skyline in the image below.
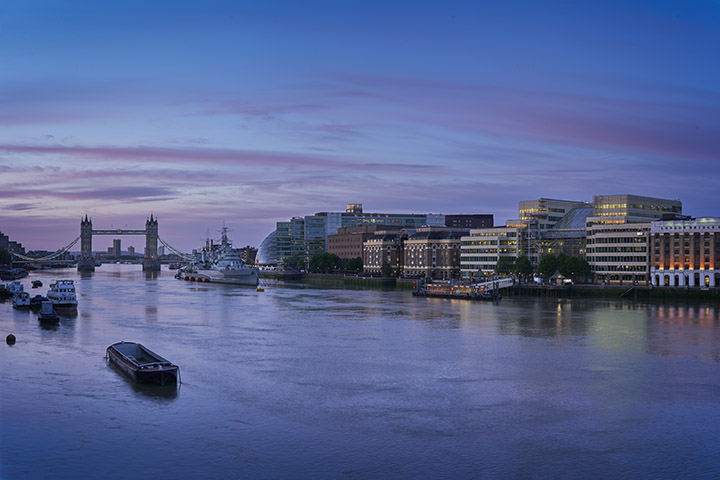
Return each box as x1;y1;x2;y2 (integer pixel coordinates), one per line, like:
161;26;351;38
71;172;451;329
1;1;719;252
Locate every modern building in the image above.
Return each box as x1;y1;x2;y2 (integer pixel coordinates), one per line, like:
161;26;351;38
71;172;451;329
362;229;410;276
403;227;467;280
586;194;683;284
539;207;593;259
272;204;445;263
127;246;135;257
256;230;278;265
113;239;121;257
444;214;493;229
512;198;590;268
650;217;720;288
460;226;525;278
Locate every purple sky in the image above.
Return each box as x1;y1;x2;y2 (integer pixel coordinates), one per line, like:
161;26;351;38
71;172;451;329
1;1;719;252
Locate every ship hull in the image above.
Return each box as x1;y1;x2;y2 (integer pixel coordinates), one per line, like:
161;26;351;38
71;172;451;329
181;268;259;286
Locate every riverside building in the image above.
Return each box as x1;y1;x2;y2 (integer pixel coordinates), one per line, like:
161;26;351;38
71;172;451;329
509;198;590;268
402;227;468;280
650;217;720;288
586;194;682;285
327;225;401;260
362;229;410;276
460;226;525;278
268;204;445;264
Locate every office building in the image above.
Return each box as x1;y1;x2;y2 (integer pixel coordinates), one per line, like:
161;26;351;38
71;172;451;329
444;214;493;229
460;226;525;278
272;204;444;263
586;194;682;284
113;239;121;257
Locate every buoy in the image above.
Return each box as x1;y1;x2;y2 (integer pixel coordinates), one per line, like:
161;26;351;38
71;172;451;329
6;334;16;345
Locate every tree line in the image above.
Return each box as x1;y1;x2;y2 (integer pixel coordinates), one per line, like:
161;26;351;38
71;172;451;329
496;253;591;280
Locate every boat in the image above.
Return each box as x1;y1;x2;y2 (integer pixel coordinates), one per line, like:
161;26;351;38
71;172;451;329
38;301;60;324
47;279;78;314
30;295;49;309
32;280;43;288
106;341;179;385
6;281;24;296
177;226;259;286
12;291;31;309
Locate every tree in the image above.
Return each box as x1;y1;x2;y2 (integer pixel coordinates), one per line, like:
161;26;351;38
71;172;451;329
381;262;394;277
567;256;591;280
538;254;558;278
340;257;363;273
514;256;533;277
283;255;302;268
309;253;340;273
0;249;11;265
495;256;515;275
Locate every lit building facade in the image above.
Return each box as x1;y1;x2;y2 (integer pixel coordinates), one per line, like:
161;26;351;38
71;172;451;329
460;226;525;278
272;204;444;263
512;198;589;268
327;225;401;260
650;218;720;288
403;228;467;280
586;194;682;284
362;230;409;276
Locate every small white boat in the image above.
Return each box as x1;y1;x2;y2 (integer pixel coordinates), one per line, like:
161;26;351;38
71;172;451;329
47;280;78;314
12;291;31;309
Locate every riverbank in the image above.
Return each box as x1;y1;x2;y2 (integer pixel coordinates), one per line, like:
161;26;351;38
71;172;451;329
274;273;720;300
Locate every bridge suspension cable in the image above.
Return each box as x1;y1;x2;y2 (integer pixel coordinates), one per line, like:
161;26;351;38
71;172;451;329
158;236;196;262
11;236;81;261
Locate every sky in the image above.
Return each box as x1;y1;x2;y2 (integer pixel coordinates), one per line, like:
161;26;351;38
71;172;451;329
1;0;719;253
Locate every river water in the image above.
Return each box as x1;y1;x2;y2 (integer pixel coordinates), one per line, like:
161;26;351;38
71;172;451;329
2;265;720;479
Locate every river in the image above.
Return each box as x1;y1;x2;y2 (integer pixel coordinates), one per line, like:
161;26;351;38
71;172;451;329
2;265;720;479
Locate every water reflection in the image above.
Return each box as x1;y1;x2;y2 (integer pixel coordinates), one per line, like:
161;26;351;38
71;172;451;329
105;359;179;401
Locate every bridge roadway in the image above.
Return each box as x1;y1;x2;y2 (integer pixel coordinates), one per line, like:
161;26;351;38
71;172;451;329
91;229;147;235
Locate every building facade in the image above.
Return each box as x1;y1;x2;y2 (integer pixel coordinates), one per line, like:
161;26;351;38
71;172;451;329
327;225;401;260
586;195;683;285
444;214;493;229
585;222;651;284
650;218;720;288
272;204;444;263
362;230;409;276
460;226;525;278
511;198;590;268
403;228;467;280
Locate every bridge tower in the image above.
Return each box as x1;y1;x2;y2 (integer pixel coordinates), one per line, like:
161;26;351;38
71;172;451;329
77;215;95;271
142;214;161;271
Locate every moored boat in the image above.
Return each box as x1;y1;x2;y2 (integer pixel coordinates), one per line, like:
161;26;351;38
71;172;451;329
30;295;48;309
47;280;78;314
32;280;43;288
6;281;24;296
107;341;179;386
12;291;31;309
38;301;60;324
177;226;259;286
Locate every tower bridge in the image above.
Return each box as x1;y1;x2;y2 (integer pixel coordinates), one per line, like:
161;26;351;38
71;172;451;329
10;214;194;269
78;214;160;271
